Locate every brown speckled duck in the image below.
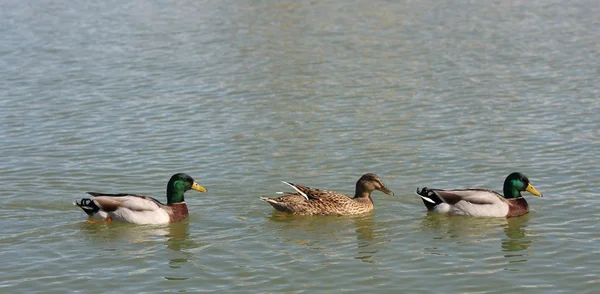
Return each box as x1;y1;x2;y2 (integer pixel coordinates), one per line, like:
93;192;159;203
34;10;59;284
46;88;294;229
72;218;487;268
260;173;394;215
416;172;543;218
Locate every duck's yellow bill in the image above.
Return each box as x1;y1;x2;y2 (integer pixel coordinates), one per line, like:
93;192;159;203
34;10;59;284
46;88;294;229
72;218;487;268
191;182;207;192
525;183;542;197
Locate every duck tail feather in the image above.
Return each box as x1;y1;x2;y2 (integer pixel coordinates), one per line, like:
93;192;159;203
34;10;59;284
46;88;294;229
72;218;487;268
74;198;100;216
281;181;309;200
416;187;444;210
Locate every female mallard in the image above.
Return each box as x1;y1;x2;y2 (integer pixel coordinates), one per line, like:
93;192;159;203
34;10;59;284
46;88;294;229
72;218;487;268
74;173;206;224
260;173;394;215
416;172;543;218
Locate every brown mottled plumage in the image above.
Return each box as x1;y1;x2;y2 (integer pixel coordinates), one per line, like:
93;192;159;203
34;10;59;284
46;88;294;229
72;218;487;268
260;173;394;215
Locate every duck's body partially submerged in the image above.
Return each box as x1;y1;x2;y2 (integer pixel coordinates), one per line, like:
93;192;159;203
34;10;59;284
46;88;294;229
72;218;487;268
260;173;394;216
74;173;206;224
416;172;543;218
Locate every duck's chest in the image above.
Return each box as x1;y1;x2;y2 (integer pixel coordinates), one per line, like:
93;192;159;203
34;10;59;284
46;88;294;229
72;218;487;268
506;198;529;218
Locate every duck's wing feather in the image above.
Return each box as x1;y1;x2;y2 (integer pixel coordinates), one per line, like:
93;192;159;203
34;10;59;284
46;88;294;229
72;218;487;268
86;192;164;212
280;182;347;201
431;188;505;205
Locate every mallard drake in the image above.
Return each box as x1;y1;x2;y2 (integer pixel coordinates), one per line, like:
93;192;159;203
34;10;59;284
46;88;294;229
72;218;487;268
260;173;394;215
416;172;543;218
74;173;206;224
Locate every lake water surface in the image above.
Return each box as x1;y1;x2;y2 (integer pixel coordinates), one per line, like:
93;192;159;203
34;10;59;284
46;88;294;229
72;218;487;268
1;0;599;293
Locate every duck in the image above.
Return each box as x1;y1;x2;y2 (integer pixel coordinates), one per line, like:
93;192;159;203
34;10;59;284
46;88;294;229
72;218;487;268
416;172;543;218
74;173;206;224
260;173;394;215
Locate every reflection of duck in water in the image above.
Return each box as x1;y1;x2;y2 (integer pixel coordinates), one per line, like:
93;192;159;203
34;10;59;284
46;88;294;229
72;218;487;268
77;221;198;281
165;221;191;252
74;173;206;224
501;215;532;253
77;221;182;244
418;213;508;239
417;172;542;217
261;173;394;215
265;213;364;244
352;213;381;264
418;213;535;262
265;212;381;263
354;213;376;242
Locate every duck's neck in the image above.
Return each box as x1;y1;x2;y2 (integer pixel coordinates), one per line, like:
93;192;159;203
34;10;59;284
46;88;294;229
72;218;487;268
503;185;521;199
166;186;185;205
354;188;373;201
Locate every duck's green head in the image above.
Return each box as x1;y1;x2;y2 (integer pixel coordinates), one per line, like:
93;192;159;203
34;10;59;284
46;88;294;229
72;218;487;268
503;172;543;199
166;173;207;204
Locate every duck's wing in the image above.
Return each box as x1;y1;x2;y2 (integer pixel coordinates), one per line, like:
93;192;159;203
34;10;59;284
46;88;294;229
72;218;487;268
418;188;504;207
280;182;346;201
86;192;164;212
436;189;504;205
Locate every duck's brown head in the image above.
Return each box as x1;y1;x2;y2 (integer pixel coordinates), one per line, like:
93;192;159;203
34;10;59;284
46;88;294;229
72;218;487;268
354;173;394;198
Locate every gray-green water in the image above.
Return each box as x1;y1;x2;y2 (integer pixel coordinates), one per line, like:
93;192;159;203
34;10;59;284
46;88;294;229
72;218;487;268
1;0;599;292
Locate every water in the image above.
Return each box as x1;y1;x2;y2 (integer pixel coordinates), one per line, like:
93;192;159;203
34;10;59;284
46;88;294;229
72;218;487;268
1;0;599;292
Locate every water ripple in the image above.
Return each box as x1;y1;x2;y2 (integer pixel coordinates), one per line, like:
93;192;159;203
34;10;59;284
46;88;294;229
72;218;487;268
1;0;599;292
